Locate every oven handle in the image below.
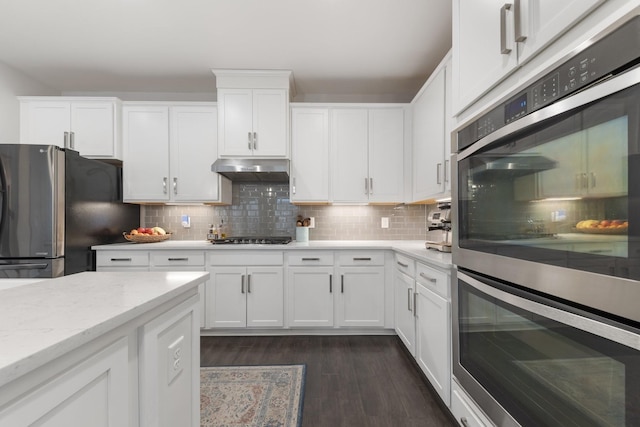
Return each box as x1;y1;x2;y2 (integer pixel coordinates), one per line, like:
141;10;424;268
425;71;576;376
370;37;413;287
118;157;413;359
456;65;640;161
456;270;640;350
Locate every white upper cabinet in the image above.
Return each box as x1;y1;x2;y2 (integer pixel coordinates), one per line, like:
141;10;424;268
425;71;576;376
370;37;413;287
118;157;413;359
290;107;330;203
19;97;121;160
331;107;405;203
213;70;292;158
122;103;231;203
453;0;605;114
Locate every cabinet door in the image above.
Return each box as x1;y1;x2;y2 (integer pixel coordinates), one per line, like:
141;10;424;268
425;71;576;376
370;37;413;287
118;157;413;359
331;109;369;203
337;267;385;327
291;108;330;202
70;102;115;157
206;267;247;328
217;89;253;156
452;0;518;113
394;270;415;355
444;60;453;194
287;267;334;327
415;284;450;406
413;68;446;201
0;338;128;426
253;89;288;157
21;101;70;147
368;108;404;203
170;106;223;202
246;266;284;327
517;0;606;64
123;106;170;201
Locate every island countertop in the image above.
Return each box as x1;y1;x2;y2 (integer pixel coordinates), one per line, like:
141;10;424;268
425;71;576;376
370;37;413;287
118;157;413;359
0;271;208;388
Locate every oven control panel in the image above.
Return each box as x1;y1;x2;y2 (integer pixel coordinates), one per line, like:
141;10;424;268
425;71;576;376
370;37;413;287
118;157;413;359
457;15;640;152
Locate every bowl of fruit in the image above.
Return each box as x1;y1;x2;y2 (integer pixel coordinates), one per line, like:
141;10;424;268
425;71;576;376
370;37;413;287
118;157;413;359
124;227;171;243
574;219;628;234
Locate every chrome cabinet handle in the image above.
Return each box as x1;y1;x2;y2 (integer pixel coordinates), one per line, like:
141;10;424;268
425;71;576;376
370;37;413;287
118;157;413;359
167;257;188;261
369;177;373;194
419;272;437;283
163;177;167;194
364;177;369;195
241;275;245;294
500;3;513;54
341;275;344;293
582;173;589;189
514;0;526;42
292;177;296;194
248;132;252;150
247;274;251;293
173;177;178;195
253;132;257;150
353;257;372;261
397;261;409;268
302;257;320;261
460;417;470;427
329;274;333;293
436;163;442;184
64;131;70;149
110;258;132;262
69;132;75;150
590;172;597;188
414;292;418;316
444;159;449;183
408;288;412;312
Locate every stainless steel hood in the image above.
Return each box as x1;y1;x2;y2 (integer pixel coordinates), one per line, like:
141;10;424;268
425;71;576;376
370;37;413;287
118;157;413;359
211;158;290;182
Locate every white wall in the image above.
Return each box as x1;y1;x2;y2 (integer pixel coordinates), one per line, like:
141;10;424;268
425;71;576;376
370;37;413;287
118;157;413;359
0;61;57;142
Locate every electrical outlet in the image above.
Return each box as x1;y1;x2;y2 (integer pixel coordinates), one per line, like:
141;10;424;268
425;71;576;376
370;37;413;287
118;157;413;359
309;217;315;228
381;217;389;228
167;335;184;384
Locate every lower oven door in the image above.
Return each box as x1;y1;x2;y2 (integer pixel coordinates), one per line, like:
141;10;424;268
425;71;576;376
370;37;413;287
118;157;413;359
453;268;640;427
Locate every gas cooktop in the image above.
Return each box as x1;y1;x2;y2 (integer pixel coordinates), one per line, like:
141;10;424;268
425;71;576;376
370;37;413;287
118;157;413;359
210;236;292;245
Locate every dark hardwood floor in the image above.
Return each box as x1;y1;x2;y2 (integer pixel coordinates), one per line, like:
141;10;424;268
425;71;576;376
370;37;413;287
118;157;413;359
200;335;457;427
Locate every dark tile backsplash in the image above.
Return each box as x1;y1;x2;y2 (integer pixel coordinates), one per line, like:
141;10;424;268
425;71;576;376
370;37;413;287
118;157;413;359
143;182;431;241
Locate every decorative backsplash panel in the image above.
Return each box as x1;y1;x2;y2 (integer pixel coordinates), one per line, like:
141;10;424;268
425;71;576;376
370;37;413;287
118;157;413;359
143;182;430;241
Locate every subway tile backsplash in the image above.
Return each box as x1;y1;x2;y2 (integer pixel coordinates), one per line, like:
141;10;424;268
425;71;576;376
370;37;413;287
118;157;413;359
143;182;431;241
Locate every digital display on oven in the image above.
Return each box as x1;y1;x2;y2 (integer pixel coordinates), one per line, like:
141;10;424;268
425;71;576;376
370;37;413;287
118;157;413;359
505;93;528;123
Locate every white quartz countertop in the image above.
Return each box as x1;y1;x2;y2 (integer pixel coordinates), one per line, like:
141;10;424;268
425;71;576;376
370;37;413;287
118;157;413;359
93;240;452;269
0;271;208;388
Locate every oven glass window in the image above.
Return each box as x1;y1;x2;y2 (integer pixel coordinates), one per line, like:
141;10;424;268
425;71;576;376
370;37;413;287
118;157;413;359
458;83;640;279
458;277;640;426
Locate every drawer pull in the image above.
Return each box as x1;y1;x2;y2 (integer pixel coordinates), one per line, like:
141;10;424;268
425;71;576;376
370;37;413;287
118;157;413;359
397;261;409;268
167;257;189;261
110;258;132;262
419;272;437;283
460;417;470;427
353;257;372;261
302;257;321;261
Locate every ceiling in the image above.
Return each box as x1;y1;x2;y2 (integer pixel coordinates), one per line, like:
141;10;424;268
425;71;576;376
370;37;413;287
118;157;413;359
0;0;452;102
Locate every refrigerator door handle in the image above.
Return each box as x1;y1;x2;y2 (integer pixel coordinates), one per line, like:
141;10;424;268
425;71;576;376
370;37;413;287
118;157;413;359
0;263;48;271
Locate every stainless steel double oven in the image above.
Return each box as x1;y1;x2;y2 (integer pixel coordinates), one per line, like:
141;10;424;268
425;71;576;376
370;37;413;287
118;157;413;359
452;9;640;427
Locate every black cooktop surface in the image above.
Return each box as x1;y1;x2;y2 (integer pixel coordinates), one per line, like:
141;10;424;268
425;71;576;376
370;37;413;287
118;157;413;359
210;236;292;245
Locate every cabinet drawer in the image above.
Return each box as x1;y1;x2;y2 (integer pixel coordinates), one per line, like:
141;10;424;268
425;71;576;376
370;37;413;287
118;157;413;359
394;253;415;277
96;251;149;267
415;262;449;298
150;251;205;267
337;251;384;266
208;251;283;266
451;381;494;427
287;252;334;266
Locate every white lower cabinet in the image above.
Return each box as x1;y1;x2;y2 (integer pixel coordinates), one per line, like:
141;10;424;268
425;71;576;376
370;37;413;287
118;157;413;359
0;338;129;426
336;251;385;328
287;266;335;328
395;268;416;354
451;380;494;427
206;251;284;329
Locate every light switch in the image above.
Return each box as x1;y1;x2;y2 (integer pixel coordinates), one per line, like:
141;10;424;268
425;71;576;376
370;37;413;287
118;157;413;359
381;217;389;228
309;217;315;228
181;215;190;228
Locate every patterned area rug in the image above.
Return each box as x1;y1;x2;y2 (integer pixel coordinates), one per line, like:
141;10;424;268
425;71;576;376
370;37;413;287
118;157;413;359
200;364;305;427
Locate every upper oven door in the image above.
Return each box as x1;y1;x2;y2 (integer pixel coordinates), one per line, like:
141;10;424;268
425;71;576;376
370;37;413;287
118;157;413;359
454;66;640;324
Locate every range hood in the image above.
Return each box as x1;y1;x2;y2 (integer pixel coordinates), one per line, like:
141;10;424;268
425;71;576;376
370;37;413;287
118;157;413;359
211;158;290;182
471;154;557;180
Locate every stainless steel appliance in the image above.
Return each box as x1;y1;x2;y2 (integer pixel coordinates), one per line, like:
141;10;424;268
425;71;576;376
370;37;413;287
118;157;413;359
0;144;140;278
210;236;292;245
211;158;290;182
426;202;452;252
452;9;640;427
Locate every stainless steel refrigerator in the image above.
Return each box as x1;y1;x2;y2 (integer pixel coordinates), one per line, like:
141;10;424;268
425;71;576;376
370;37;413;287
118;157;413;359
0;144;140;278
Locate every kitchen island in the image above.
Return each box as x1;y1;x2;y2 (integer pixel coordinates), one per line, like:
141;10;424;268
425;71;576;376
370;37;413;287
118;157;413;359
0;271;208;427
